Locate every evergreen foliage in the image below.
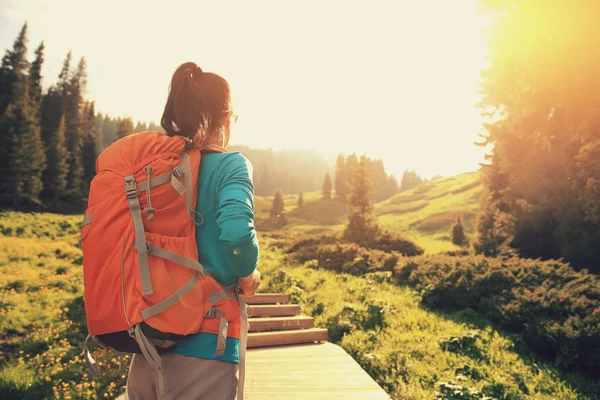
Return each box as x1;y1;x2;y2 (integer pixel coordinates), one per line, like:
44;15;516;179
400;169;423;191
269;189;287;226
322;172;333;199
476;0;600;271
116;117;134;140
450;216;468;247
344;155;380;245
42;116;69;203
334;153;398;203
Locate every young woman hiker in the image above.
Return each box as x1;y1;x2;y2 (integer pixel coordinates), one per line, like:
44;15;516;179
125;62;261;400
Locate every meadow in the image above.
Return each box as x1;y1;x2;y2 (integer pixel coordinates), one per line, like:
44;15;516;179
1;174;599;399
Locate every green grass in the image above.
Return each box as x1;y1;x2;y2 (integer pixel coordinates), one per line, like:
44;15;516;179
0;212;127;400
258;236;597;399
1;211;597;399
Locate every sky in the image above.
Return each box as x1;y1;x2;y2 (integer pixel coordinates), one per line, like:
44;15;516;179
0;0;492;179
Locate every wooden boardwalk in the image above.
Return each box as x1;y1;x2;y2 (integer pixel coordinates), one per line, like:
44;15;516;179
117;293;390;399
245;342;390;399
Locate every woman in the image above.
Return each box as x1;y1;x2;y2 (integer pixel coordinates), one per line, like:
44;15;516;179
126;62;261;400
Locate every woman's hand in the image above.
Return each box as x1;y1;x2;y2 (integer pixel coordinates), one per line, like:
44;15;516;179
238;269;261;297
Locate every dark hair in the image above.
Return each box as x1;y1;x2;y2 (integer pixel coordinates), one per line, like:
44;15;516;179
161;62;231;143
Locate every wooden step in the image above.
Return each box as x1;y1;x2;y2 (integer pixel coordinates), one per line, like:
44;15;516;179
248;304;301;318
243;293;290;305
249;316;314;332
248;328;328;348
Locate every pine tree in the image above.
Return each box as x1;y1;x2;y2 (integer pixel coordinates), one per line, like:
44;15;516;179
344;155;379;245
64;57;87;199
344;153;359;203
451;216;468;247
297;192;304;208
81;101;97;193
28;41;44;112
0;101;47;207
322;172;333;199
0;22;45;207
41;116;69;203
0;22;29;116
116;117;134;139
400;169;423;191
134;120;147;133
269;189;287;226
334;154;347;201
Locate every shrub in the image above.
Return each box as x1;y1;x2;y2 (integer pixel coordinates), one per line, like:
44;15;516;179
367;231;424;256
395;255;600;373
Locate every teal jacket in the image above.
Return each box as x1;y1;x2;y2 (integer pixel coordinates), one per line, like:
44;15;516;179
168;151;259;363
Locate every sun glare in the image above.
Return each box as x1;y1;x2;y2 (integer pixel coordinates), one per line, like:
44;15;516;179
1;0;493;179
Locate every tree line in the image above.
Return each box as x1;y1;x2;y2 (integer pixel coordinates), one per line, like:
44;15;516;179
0;23;165;212
333;153;399;202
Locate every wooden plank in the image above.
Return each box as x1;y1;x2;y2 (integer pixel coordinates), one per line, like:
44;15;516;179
249;316;314;332
243;293;289;305
248;304;301;318
245;342;391;399
248;328;328;348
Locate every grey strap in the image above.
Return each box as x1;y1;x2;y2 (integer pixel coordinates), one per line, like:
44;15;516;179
82;214;92;227
170;173;186;195
83;334;100;376
149;244;205;274
209;284;238;305
124;175;153;295
140;271;200;320
237;292;248;400
138;168;187;194
215;311;228;357
181;152;193;216
130;326;165;397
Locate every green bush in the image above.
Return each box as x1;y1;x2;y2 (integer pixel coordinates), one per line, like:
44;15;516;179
367;231;424;256
395;255;600;374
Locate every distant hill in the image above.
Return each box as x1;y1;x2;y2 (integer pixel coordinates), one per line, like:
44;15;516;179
375;171;482;252
256;171;483;253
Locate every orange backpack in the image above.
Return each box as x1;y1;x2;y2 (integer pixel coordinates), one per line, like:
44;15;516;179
81;131;248;398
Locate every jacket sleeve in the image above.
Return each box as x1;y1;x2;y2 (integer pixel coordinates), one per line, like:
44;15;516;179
215;154;259;278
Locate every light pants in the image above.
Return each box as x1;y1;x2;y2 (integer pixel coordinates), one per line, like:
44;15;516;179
126;353;238;400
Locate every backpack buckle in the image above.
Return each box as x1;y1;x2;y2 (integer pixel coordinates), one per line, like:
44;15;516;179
134;241;152;253
205;306;218;319
172;166;184;179
124;176;138;199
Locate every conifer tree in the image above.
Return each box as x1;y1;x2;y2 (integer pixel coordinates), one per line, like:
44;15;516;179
297;192;304;208
344;153;359;202
1;102;46;206
334;154;347;201
344;155;379;245
270;189;287;226
322;172;333;199
0;23;29;116
81;102;97;193
28;41;44;112
64;57;87;199
41;116;69;203
451;216;468;247
0;22;45;207
116;117;134;139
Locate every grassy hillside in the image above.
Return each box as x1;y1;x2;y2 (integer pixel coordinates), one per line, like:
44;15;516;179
375;171;482;253
259;236;598;399
1;212;597;399
256;171;482;253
